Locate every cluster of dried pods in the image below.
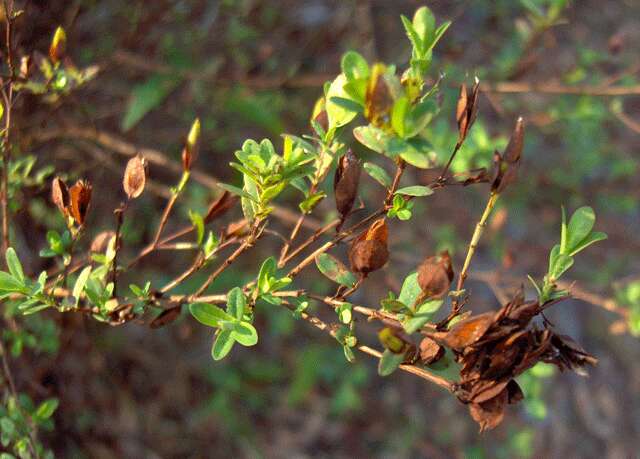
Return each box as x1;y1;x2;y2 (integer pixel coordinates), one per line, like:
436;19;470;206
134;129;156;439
44;70;595;432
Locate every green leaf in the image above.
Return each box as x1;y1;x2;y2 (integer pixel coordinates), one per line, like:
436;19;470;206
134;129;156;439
388;137;434;169
315;253;357;287
353;125;392;154
328;96;363;114
429;21;451;52
560;206;568;254
326;74;358;129
568;231;607;257
257;257;276;293
400;15;422;54
398;272;421;308
396;209;412;220
404;97;439;138
378;349;405;376
566;206;596;253
395;185;433;197
337;302;353;324
412;6;435;51
341;51;370;81
0;272;24;292
189;303;233;328
188;211;205;245
218;182;259;203
363;162;392;188
211;330;235;360
241;174;260;222
72;266;92;306
122;74;180;131
299;191;326;214
391;96;410;138
34;398;58;421
402;299;442;333
343;345;356;363
5;248;24;283
226;287;246;321
232;321;258;346
549;246;574;280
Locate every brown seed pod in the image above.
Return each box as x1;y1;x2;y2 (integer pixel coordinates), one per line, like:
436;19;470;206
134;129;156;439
456;78;480;143
437;312;495;350
123;154;147;199
417;250;454;298
68;180;92;226
419;337;444;365
492;117;524;193
468;386;507;432
51;177;70;216
204;191;237;224
349;218;389;274
334;149;361;219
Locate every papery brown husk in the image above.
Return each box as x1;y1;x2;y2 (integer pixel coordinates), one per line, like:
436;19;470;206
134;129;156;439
417;250;454;298
334;149;361;218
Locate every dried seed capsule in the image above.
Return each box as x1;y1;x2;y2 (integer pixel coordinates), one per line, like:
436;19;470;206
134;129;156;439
456;78;480;143
49;26;66;64
349;218;389;274
123;154;147;199
419;337;444;365
51;177;70;216
68;180;92;226
491;117;525;193
417;250;454;298
334;149;361;219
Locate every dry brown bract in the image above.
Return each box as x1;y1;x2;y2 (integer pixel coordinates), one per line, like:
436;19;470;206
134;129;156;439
428;287;597;432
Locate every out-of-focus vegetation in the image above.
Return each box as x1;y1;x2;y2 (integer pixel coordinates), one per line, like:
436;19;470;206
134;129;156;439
1;0;639;457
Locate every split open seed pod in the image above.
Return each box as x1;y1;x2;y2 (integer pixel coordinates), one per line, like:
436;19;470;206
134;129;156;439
491;117;524;193
68;180;92;226
349;218;389;275
456;78;480;143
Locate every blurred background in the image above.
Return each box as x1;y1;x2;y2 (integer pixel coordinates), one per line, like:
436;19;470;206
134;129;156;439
3;0;640;457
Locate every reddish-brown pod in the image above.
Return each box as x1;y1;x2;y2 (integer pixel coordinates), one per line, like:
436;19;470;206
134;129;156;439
51;177;70;217
456;78;480;143
492;117;525;193
334;149;361;220
68;180;92;226
349;218;389;275
417;250;454;298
